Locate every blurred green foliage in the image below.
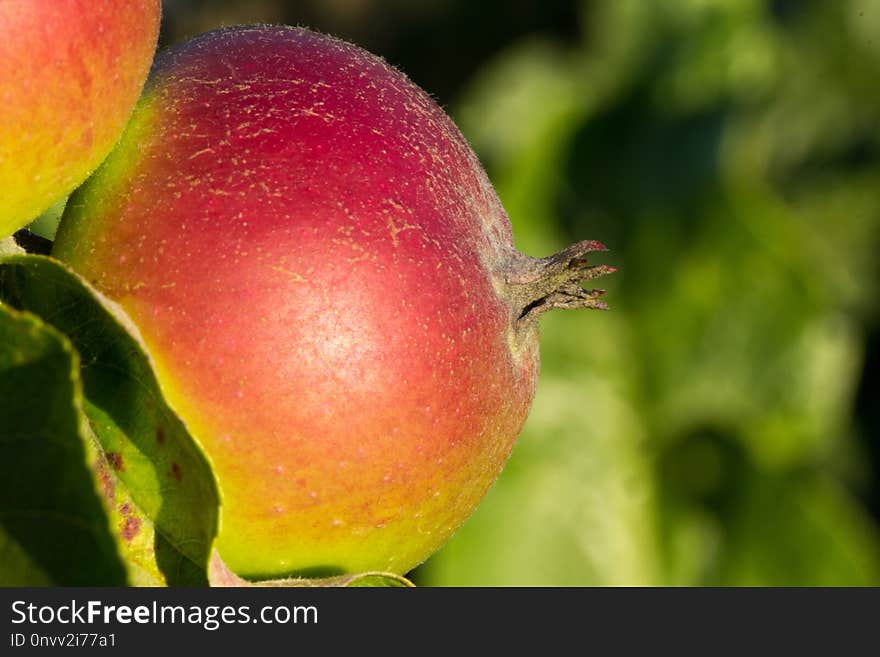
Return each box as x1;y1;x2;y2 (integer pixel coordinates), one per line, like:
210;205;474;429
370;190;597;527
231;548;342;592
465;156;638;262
150;0;880;584
419;0;880;586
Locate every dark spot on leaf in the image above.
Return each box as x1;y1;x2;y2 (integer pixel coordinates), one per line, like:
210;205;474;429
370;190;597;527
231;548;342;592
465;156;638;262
107;452;124;471
119;502;132;516
171;462;182;482
95;461;115;503
121;516;141;542
156;428;165;444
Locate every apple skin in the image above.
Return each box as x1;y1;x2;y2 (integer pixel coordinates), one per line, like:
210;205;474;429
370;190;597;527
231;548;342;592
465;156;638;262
0;0;161;238
53;26;579;577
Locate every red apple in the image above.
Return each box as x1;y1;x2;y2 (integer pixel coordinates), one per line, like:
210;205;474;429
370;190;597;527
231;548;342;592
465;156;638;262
53;26;612;578
0;0;161;237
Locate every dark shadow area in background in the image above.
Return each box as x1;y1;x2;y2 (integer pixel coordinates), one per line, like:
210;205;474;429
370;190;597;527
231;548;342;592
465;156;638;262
855;322;880;519
159;0;580;104
556;54;727;282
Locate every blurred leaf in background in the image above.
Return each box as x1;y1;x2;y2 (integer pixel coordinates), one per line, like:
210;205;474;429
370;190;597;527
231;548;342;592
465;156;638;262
146;0;880;585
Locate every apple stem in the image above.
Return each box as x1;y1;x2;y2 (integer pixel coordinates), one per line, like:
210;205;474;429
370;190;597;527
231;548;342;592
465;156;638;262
502;240;616;326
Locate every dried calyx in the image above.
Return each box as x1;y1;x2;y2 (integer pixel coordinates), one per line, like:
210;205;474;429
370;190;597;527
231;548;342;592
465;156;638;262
502;240;616;327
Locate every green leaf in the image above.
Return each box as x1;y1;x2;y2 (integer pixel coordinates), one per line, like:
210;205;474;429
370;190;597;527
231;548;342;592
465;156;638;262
334;573;414;587
0;303;127;585
0;254;219;585
208;552;414;587
85;433;206;586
